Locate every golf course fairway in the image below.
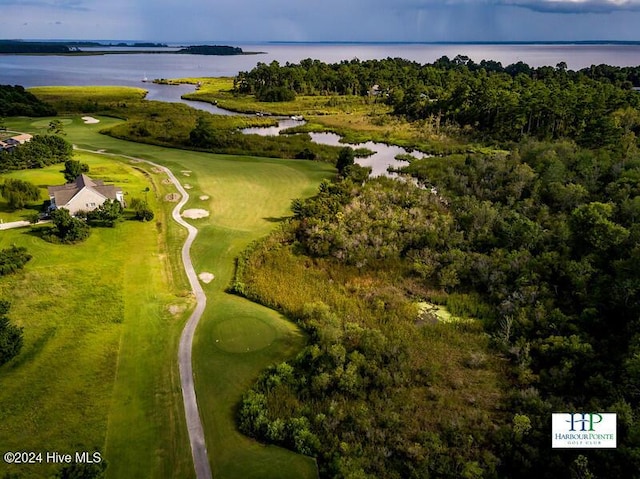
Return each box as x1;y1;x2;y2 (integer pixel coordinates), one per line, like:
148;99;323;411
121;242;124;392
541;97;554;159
0;115;334;478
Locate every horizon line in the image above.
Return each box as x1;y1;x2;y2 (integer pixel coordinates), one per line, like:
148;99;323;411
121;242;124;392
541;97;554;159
3;38;640;46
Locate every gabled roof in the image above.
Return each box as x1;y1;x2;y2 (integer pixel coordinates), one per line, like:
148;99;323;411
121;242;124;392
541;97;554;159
48;174;122;208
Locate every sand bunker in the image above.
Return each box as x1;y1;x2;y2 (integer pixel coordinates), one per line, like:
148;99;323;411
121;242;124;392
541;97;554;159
181;170;192;176
168;304;186;315
182;209;209;219
165;193;180;202
183;184;192;189
198;272;215;283
82;116;100;124
199;195;210;201
151;167;164;174
162;178;172;185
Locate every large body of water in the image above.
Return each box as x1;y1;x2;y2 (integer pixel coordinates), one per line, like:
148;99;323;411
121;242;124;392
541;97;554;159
2;43;640;89
3;42;640;176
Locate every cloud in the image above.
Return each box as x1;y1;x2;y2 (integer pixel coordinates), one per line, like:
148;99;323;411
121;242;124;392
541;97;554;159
408;0;640;13
503;0;640;13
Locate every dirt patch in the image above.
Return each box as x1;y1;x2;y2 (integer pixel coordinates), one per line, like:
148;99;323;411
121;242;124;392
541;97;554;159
129;158;142;164
151;167;164;174
165;193;180;202
198;272;215;283
168;304;187;315
162;178;172;185
182;209;209;219
82;116;100;124
199;195;210;201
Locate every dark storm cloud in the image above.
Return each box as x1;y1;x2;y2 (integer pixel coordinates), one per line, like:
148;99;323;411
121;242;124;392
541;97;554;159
503;0;640;13
3;0;640;41
404;0;640;13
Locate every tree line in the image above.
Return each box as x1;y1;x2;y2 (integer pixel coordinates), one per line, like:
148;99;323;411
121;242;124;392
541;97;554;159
234;57;640;144
0;84;57;117
0;135;73;171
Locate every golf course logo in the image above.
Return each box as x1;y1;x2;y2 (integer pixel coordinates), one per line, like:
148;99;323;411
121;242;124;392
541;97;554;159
552;413;616;448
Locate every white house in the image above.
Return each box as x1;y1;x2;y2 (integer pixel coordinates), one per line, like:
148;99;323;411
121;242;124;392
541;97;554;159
48;174;124;215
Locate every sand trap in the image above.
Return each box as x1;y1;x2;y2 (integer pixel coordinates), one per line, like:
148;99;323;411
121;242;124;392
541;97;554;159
168;304;186;315
182;209;209;219
165;193;180;202
162;178;172;185
199;195;210;201
151;167;163;174
183;184;192;189
181;170;192;176
82;116;100;124
198;272;215;283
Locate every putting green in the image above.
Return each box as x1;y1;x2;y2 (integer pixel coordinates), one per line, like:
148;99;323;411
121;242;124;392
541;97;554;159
212;316;277;353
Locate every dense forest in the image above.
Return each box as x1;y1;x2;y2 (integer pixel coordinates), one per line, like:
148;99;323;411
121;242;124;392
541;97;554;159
235;57;640;143
232;58;640;478
0;85;57;117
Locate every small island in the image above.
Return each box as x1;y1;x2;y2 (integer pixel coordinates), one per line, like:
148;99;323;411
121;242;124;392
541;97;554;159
0;40;254;56
176;45;249;55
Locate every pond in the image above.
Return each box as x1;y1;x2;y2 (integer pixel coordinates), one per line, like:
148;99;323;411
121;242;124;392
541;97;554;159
242;119;430;177
147;86;430;177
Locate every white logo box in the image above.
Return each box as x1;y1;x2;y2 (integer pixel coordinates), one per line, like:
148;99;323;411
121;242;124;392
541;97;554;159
552;413;617;449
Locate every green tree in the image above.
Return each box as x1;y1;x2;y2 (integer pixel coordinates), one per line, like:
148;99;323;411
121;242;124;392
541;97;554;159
129;197;154;221
56;460;107;479
189;116;215;148
48;119;66;135
0;178;41;210
336;147;355;176
49;208;90;244
87;199;123;227
63;160;89;183
0;300;23;366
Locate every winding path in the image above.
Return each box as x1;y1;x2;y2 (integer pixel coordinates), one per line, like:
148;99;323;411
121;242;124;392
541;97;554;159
75;147;213;479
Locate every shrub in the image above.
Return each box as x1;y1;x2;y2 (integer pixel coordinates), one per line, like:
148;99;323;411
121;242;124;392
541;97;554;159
0;245;32;275
129;198;154;221
0;178;41;210
0;300;23;366
48;208;90;244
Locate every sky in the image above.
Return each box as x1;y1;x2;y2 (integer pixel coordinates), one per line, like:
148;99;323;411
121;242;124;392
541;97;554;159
1;0;640;42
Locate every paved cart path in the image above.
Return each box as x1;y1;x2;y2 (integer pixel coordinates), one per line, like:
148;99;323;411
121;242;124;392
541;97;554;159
75;147;213;479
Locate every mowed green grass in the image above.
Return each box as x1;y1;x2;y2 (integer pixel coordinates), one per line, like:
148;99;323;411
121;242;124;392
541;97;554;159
3;115;334;477
0;144;192;479
178;154;332;478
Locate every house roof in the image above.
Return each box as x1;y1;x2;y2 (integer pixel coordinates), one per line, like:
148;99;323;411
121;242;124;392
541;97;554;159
11;134;32;143
48;174;122;207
